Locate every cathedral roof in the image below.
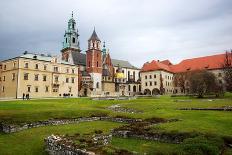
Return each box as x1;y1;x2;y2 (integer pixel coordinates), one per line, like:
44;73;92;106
88;29;100;41
71;52;86;66
111;59;139;69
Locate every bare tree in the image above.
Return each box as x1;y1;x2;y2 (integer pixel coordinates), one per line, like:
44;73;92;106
173;72;187;93
160;73;164;95
222;50;232;92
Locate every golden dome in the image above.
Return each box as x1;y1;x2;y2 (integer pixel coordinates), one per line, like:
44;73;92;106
115;72;125;79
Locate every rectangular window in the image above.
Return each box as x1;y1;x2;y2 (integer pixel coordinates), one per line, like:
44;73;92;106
72;69;75;74
154;81;157;85
54;76;59;82
24;63;28;68
66;78;69;83
35;64;39;69
24;73;29;80
34;74;39;81
145;82;148;86
71;77;75;83
43;75;47;81
150;81;152;86
54;67;58;72
145;75;147;79
35;87;38;92
27;86;31;92
45;86;49;92
150;75;152;79
3;76;5;81
66;68;69;73
4;65;6;70
154;74;156;78
12;73;16;81
13;62;16;68
2;86;5;92
44;65;47;70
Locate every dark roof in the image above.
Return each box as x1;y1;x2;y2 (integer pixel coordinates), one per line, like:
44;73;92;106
71;52;86;66
81;71;90;76
88;29;100;41
102;69;110;76
112;59;139;69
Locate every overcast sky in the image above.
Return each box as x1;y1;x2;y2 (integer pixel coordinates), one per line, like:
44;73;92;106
0;0;231;67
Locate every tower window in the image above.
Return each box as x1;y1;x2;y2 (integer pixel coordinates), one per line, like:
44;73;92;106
72;37;75;43
97;61;99;67
66;38;67;43
89;61;91;67
72;23;74;29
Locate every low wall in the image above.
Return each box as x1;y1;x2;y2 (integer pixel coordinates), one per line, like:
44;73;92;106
112;130;187;144
0;117;142;133
45;135;95;155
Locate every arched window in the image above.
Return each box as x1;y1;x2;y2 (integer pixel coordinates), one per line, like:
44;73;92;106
128;85;131;91
72;37;75;43
96;82;99;88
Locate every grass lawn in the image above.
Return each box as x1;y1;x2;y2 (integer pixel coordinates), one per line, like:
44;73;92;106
0;94;232;154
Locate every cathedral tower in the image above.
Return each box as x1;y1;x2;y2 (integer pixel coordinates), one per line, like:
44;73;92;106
86;28;102;91
61;12;80;62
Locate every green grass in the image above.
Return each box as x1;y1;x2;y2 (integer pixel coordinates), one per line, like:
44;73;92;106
0;121;123;155
0;94;232;154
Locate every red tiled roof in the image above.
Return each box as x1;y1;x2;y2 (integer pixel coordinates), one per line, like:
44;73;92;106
142;60;172;72
160;60;172;65
141;53;226;73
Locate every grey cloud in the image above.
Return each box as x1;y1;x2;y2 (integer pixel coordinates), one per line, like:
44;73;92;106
0;0;231;67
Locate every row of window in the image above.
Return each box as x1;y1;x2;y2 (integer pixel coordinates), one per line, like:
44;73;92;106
23;73;75;83
145;81;157;86
24;62;75;74
144;81;172;87
1;86;73;93
145;74;173;80
0;62;17;70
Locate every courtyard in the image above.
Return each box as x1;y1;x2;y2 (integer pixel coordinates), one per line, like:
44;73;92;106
0;94;232;154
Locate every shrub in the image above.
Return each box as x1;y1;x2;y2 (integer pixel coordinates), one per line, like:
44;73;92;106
182;135;223;155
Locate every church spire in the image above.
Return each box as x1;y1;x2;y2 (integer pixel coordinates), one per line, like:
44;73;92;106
62;12;80;51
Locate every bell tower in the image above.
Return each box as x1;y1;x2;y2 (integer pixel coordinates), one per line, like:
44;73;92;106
86;28;102;91
61;12;80;62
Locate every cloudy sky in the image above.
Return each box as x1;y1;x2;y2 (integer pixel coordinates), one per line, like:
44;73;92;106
0;0;231;67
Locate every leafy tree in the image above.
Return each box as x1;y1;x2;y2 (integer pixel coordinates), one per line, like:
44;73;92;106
222;50;232;92
189;70;220;98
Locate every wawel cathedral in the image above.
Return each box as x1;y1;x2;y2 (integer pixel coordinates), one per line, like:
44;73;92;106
0;13;227;99
60;13;141;97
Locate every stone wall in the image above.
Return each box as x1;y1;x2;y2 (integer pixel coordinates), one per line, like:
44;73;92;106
0;117;142;133
45;135;95;155
112;130;187;144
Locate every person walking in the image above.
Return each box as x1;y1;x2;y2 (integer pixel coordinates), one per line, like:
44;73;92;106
23;93;25;100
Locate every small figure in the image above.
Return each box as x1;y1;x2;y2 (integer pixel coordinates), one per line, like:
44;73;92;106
23;93;25;100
